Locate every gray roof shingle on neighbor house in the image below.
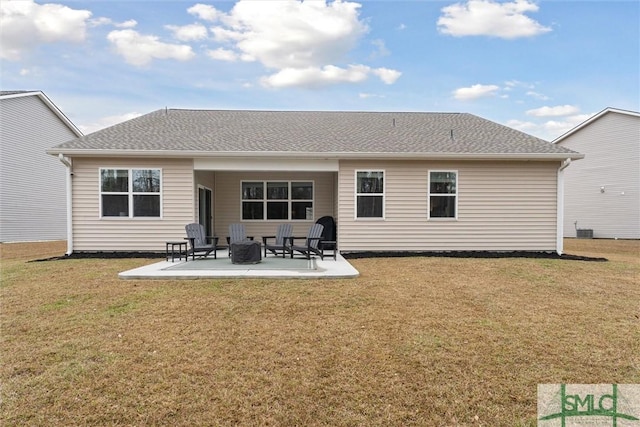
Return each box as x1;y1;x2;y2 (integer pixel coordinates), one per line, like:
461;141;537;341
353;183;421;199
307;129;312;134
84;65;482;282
49;109;582;159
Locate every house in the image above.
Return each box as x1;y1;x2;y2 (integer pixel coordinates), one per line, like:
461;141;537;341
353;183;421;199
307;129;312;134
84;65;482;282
46;109;583;255
0;91;83;242
553;107;640;239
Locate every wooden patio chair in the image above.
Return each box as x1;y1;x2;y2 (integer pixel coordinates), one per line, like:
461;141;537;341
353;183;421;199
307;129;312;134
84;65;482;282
185;223;219;260
226;223;253;257
262;224;293;258
290;223;324;260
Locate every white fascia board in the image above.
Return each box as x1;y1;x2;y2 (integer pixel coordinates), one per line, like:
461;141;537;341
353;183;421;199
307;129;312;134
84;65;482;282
0;91;41;100
46;149;584;161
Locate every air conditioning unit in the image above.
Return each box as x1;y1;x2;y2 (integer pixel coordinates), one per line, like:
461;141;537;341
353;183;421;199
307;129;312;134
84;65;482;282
576;229;593;239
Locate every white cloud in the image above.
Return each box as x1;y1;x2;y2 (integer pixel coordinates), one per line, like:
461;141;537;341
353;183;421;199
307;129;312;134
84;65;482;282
359;93;385;99
211;27;245;44
206;48;240;62
372;68;402;84
261;65;370;88
526;105;580;117
200;0;400;88
506;119;537;131
89;18;137;28
370;39;390;58
116;19;137;29
165;23;208;41
504;80;536;90
78;112;144;134
188;3;221;22
437;0;551;39
453;84;500;100
0;0;92;60
107;29;195;66
89;17;112;27
526;91;549;101
18;66;43;77
543;114;592;135
506;113;594;141
504;80;535;90
260;64;399;89
217;0;368;69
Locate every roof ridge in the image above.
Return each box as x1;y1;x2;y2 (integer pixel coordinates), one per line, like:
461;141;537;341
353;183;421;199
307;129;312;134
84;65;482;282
165;108;464;115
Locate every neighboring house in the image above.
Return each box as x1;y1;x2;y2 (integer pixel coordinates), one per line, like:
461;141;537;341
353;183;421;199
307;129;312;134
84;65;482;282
0;91;83;242
47;109;583;255
553;108;640;239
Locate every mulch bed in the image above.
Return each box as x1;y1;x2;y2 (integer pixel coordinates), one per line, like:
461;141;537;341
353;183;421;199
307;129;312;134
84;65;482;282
32;250;607;262
342;251;607;262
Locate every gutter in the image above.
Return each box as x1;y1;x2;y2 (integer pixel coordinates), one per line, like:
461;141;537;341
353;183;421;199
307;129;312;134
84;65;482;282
556;158;572;255
45;149;585;162
58;154;73;255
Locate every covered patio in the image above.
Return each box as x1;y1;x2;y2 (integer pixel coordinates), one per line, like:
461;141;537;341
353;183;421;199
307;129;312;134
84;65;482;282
193;162;339;250
119;249;359;279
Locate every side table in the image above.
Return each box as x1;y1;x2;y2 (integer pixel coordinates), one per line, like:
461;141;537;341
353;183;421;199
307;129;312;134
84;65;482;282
321;241;338;260
166;241;188;262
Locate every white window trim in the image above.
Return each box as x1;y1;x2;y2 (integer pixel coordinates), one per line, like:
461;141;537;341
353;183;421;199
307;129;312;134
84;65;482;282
355;170;385;220
240;180;315;221
428;169;458;221
99;168;163;219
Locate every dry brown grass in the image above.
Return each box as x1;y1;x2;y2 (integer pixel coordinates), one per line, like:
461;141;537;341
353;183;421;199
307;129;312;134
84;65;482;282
1;239;639;426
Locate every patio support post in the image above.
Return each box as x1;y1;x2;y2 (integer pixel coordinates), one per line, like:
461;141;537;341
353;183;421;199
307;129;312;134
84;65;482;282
58;154;73;255
556;158;571;255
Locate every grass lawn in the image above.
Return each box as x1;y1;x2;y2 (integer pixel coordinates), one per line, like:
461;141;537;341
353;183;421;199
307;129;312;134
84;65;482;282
1;239;639;426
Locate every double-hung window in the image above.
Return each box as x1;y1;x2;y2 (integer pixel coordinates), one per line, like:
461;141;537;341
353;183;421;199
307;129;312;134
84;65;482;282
356;170;384;219
429;171;457;219
241;181;313;220
100;168;162;218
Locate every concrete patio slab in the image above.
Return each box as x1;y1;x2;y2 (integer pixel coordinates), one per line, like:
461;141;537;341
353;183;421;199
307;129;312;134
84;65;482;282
119;250;359;280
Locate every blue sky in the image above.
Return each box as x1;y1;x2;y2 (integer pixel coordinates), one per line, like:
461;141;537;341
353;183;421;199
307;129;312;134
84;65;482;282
1;0;638;140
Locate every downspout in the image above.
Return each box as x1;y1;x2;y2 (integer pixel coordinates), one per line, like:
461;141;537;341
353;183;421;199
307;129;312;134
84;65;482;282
58;154;73;255
556;158;571;255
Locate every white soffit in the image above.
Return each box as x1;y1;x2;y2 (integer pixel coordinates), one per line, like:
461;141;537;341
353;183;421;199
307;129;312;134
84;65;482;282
194;157;339;172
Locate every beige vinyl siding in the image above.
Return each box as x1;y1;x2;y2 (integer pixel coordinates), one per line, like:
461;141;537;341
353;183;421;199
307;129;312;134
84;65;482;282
0;95;76;242
557;112;640;239
71;158;194;251
338;160;559;252
213;171;335;240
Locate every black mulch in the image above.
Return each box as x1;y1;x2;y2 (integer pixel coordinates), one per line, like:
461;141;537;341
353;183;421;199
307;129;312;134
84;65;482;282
341;251;607;262
31;251;607;263
30;252;164;262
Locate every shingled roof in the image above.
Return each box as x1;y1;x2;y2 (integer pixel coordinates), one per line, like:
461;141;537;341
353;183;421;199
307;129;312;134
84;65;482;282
49;109;582;160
